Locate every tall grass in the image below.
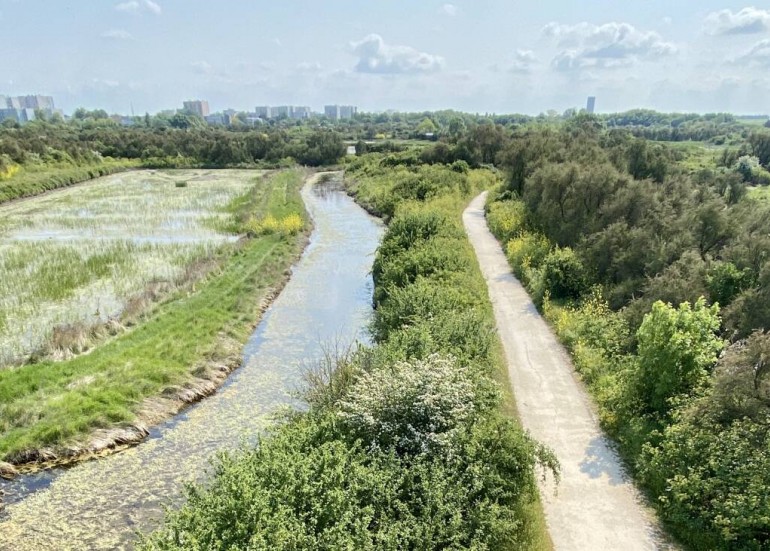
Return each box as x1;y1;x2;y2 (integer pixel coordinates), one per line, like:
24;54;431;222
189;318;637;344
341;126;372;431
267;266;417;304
0;170;258;365
0;169;308;462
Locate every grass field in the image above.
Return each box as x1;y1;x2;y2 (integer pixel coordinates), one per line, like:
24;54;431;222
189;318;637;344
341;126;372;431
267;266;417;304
0;169;308;464
665;141;724;172
0;170;261;365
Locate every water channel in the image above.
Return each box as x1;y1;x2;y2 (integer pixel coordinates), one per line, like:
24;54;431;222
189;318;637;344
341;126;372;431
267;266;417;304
0;176;384;550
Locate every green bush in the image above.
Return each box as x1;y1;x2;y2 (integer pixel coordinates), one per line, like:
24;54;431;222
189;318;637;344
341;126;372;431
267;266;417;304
487;200;527;242
504;232;551;280
634;298;723;416
541;247;587;300
706;261;753;306
143;160;554;550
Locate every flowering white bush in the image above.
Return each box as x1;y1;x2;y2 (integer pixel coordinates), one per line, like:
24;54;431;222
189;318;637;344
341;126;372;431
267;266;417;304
338;354;486;455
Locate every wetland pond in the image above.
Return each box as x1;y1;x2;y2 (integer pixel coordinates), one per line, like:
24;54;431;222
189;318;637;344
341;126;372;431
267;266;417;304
0;175;383;550
0;169;256;365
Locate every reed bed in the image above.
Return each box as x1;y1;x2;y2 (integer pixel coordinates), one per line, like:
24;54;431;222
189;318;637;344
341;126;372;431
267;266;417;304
0;170;255;365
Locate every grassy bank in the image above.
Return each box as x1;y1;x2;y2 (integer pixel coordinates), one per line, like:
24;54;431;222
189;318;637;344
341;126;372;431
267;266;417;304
0;160;140;204
141;154;555;550
0;170;308;465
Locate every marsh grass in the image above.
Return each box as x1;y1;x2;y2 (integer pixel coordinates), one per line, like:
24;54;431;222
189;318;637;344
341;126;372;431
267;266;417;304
0;169;307;463
0;170;260;365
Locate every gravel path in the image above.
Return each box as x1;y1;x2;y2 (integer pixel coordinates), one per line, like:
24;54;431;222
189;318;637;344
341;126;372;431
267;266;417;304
463;192;673;551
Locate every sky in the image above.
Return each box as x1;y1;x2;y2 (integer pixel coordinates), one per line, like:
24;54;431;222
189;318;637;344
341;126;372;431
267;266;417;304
2;1;770;115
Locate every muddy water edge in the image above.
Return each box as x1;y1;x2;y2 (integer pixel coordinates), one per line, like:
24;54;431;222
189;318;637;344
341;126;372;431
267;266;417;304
0;174;384;550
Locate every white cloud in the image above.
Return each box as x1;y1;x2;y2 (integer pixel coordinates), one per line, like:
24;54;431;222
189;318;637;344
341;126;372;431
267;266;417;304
90;78;121;89
739;38;770;66
143;0;161;15
350;34;444;74
115;1;139;12
510;49;537;73
297;61;323;73
704;7;770;35
440;3;458;17
101;29;133;40
543;21;676;71
115;0;161;15
190;61;213;75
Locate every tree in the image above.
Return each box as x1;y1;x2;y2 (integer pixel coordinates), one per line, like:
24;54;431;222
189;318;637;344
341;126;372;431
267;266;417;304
635;298;723;415
416;117;437;136
749;131;770;168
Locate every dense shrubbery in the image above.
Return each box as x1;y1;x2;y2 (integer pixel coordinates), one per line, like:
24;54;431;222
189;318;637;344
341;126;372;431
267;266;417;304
488;125;770;549
0;119;346;175
142;159;555;550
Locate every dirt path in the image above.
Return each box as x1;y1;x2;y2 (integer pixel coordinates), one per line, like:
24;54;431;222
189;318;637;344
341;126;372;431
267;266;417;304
463;192;672;551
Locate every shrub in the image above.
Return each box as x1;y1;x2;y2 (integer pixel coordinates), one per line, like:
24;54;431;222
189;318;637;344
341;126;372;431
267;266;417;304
706;261;753;307
634;298;723;416
505;232;550;279
338;354;492;455
487;200;527;242
541;247;587;300
278;213;303;235
246;213;303;236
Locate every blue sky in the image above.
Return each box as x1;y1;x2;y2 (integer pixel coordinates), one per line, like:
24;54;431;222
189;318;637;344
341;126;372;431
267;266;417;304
2;1;770;115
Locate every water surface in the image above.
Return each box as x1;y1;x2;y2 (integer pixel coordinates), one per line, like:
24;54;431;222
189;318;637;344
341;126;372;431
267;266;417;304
0;177;383;550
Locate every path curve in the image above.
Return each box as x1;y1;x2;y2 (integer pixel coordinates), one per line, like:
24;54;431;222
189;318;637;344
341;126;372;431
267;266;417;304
463;192;672;551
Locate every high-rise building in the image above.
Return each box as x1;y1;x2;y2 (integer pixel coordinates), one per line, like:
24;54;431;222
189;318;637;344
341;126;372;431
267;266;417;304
0;94;56;122
291;106;311;119
183;100;210;117
0;108;20;123
324;105;340;120
339;105;357;119
255;106;272;119
272;105;292;118
325;105;357;120
586;96;596;114
20;95;55;110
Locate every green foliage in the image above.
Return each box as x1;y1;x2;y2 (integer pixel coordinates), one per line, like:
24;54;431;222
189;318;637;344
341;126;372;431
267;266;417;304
486;200;527;243
541;247;587;300
634;298;724;416
0;171;308;461
0;161;138;204
142;412;554;551
504;233;551;281
143;160;555;550
706;261;753;306
638;333;770;550
338;354;494;455
489;121;770;548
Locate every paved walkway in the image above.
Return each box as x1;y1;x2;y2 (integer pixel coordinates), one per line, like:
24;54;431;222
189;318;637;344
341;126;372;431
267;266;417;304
463;192;672;550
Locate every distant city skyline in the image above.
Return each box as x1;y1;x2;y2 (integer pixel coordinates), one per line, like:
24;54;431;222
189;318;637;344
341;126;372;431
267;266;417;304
2;1;770;115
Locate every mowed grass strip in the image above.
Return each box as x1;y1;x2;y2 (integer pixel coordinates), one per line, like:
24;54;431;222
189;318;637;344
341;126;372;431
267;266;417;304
0;170;308;463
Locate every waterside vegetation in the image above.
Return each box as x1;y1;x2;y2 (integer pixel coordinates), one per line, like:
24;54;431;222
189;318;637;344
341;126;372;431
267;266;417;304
0;170;308;468
140;156;556;550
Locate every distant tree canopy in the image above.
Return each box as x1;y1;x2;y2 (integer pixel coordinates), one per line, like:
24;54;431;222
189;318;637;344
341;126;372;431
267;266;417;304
0;119;346;168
